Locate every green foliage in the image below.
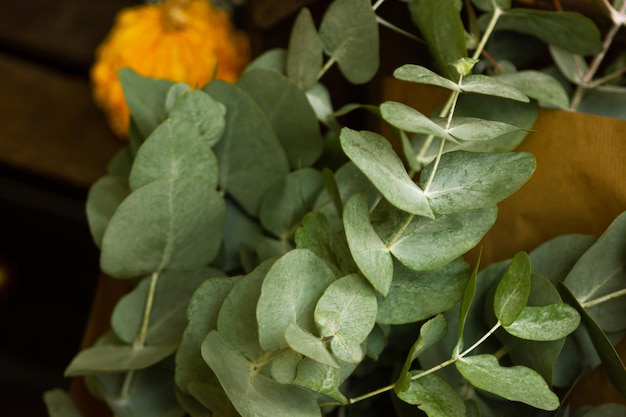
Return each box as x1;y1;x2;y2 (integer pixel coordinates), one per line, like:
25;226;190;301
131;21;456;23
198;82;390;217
57;1;626;417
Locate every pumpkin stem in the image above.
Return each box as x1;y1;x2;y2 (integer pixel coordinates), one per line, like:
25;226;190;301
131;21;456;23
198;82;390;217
162;0;192;30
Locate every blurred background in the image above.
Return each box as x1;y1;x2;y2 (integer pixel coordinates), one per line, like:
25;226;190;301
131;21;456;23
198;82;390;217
0;1;139;415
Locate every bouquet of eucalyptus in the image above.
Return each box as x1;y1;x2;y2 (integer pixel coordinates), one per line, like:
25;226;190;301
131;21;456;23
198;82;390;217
45;1;626;416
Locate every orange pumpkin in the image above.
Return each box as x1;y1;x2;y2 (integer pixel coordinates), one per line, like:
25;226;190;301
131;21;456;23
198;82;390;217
91;0;250;138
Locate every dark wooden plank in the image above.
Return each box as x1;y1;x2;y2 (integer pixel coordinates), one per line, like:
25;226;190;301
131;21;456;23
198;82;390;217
0;52;122;188
0;0;140;71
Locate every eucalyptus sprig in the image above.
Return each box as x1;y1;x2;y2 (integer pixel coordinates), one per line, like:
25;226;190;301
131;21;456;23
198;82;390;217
45;1;626;417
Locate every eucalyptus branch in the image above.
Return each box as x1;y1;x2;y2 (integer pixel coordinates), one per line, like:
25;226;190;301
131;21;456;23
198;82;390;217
471;6;503;61
376;16;424;43
372;0;385;11
570;1;626;110
119;271;160;402
582;288;626;309
317;57;337;82
320;321;503;409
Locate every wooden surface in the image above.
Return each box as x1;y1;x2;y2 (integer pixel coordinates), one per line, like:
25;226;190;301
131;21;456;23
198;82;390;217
0;0;139;189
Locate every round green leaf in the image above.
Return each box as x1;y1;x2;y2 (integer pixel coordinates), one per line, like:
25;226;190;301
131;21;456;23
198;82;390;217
315;274;378;363
456;354;560;410
256;249;336;351
340;128;433;218
86;175;130;248
287;8;323;90
389;207;497;271
377;259;468;325
495;70;570;109
343;192;393;296
101;177;225;278
420;151;536;215
238;69;324;168
217;259;276;360
494;251;531;326
202;331;321;417
504;304;580;341
204;80;289;215
494;9;602;56
284;323;339;369
259;168;324;239
112;268;224;346
319;0;379;84
460;75;529;102
393;64;460;91
380;101;455;141
169;90;227;146
397;372;466;417
129;117;219;191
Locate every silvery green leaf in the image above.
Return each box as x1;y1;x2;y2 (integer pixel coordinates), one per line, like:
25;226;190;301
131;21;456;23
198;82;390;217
549;44;588;84
306;83;337;128
380;101;455;141
408;0;467;81
564;211;626;331
529;234;596;284
256;249;335;351
86;175;129;248
129;117;219;191
456;354;560;410
319;0;379;84
218;260;275;360
204;80;289;216
393;64;460;91
295;211;357;278
44;389;84;417
504;304;580;341
293;358;350;404
397;372;466;417
578;88;626;120
377;259;468;325
245;48;286;74
494;252;531;326
430;117;522;142
315;274;378;363
343;192;393;296
238;69;324;168
169;90;227;147
101;177;225;278
202;331;321;417
287;8;323;90
65;339;177;376
495;70;570;109
559;284;626;397
285;323;339;368
175;276;238;396
421;151;535;214
461;75;530;102
259;168;323;239
86;358;184;417
494;9;602;56
453;255;480;357
395;315;448;392
119;68;174;139
340;128;433;218
389;206;497;271
112;268;223;346
164;82;191;113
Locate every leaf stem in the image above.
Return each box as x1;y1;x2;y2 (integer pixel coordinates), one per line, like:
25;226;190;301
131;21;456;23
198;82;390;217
372;0;385;11
317;57;337;81
423;137;446;194
582;288;626;309
471;6;503;61
119;271;160;402
570;1;626;110
376;16;424;44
